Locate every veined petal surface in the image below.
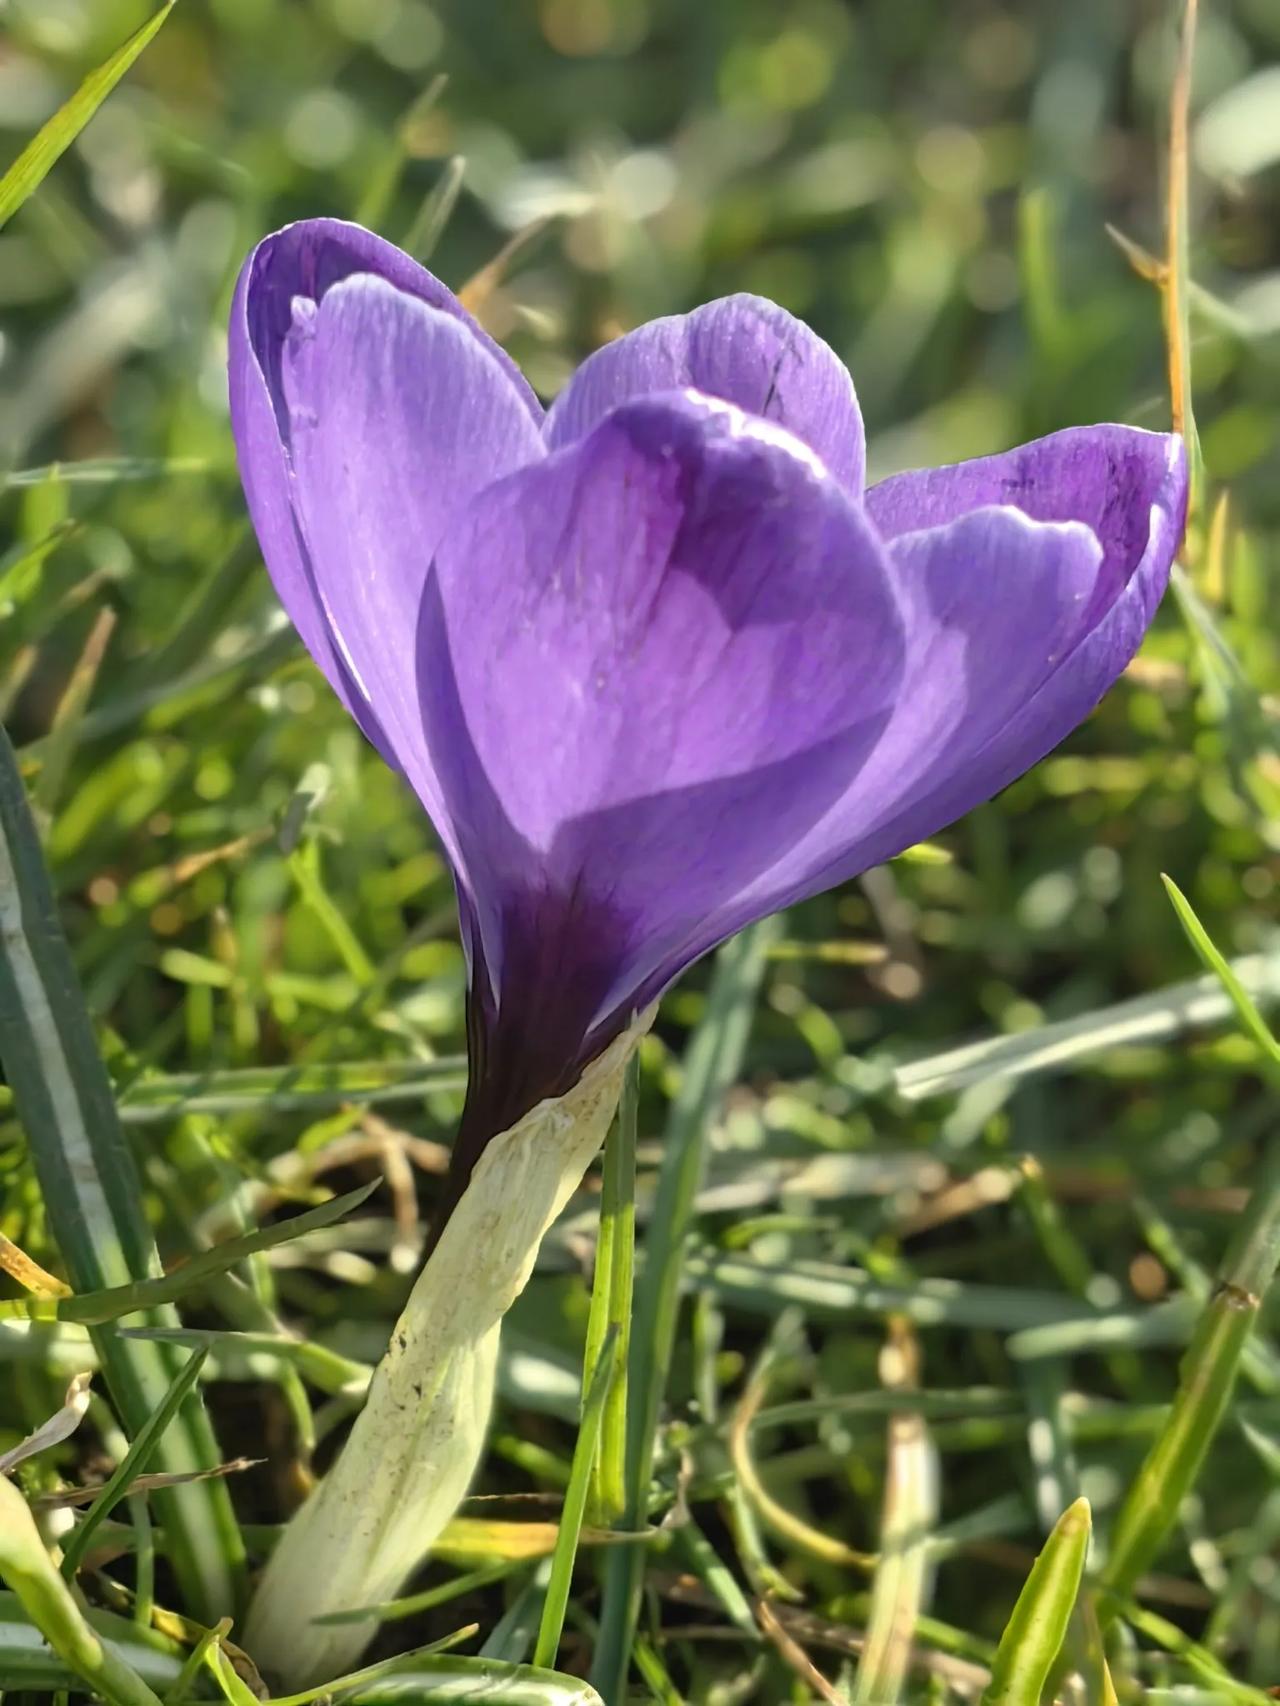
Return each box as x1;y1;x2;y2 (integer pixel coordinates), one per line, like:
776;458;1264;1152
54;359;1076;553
545;294;865;495
763;424;1190;903
228;218;543;785
419;390;902;1156
278;271;544;834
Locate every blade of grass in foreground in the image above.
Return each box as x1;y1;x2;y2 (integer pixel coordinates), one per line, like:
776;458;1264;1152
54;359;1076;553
0;1590;182;1692
0;4;176;231
582;1056;639;1524
0;1479;164;1706
979;1498;1091;1706
0;1182;377;1325
312;1656;606;1706
1163;876;1280;1077
1101;881;1280;1613
0;726;243;1620
59;1348;209;1580
0;1579;603;1706
593;918;780;1703
532;1329;617;1669
851;1323;939;1704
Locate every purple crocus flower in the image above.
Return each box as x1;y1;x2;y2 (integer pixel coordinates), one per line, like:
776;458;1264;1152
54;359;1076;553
229;218;1187;1223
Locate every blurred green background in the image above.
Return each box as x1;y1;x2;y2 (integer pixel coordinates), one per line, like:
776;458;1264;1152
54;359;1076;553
1;0;1279;1699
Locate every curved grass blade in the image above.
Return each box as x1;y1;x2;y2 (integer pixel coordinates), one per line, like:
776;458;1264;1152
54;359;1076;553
276;1651;606;1706
582;1055;639;1524
121;1325;370;1396
0;4;176;231
0;725;243;1619
405;155;468;262
1163;876;1280;1075
0;1479;165;1706
32;607;117;821
1101;1139;1280;1607
0;1182;377;1325
314;1559;528;1628
979;1497;1091;1706
1100;1592;1273;1704
687;1246;1113;1333
0;1590;183;1693
0;1370;92;1474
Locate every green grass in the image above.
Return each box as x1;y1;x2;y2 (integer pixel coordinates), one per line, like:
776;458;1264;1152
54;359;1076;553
1;0;1279;1700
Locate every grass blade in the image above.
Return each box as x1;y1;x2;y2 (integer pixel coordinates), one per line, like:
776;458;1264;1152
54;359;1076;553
0;724;243;1619
404;154;468;262
354;73;448;230
1101;883;1280;1610
0;1370;92;1474
852;1324;940;1704
319;1656;607;1705
1163;875;1280;1074
979;1497;1091;1706
0;1182;377;1324
0;1478;164;1706
1101;1141;1280;1607
60;1347;209;1579
686;1247;1112;1333
532;1328;618;1669
31;606;117;821
894;949;1280;1099
1;457;207;489
0;1591;182;1692
582;1055;639;1523
594;917;780;1703
314;1560;528;1628
0;4;176;231
113;1055;468;1123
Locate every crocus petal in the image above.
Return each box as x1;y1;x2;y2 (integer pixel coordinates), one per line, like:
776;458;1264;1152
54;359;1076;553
545;295;865;495
721;425;1188;914
867;424;1184;632
228;218;542;777
419;389;902;1153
